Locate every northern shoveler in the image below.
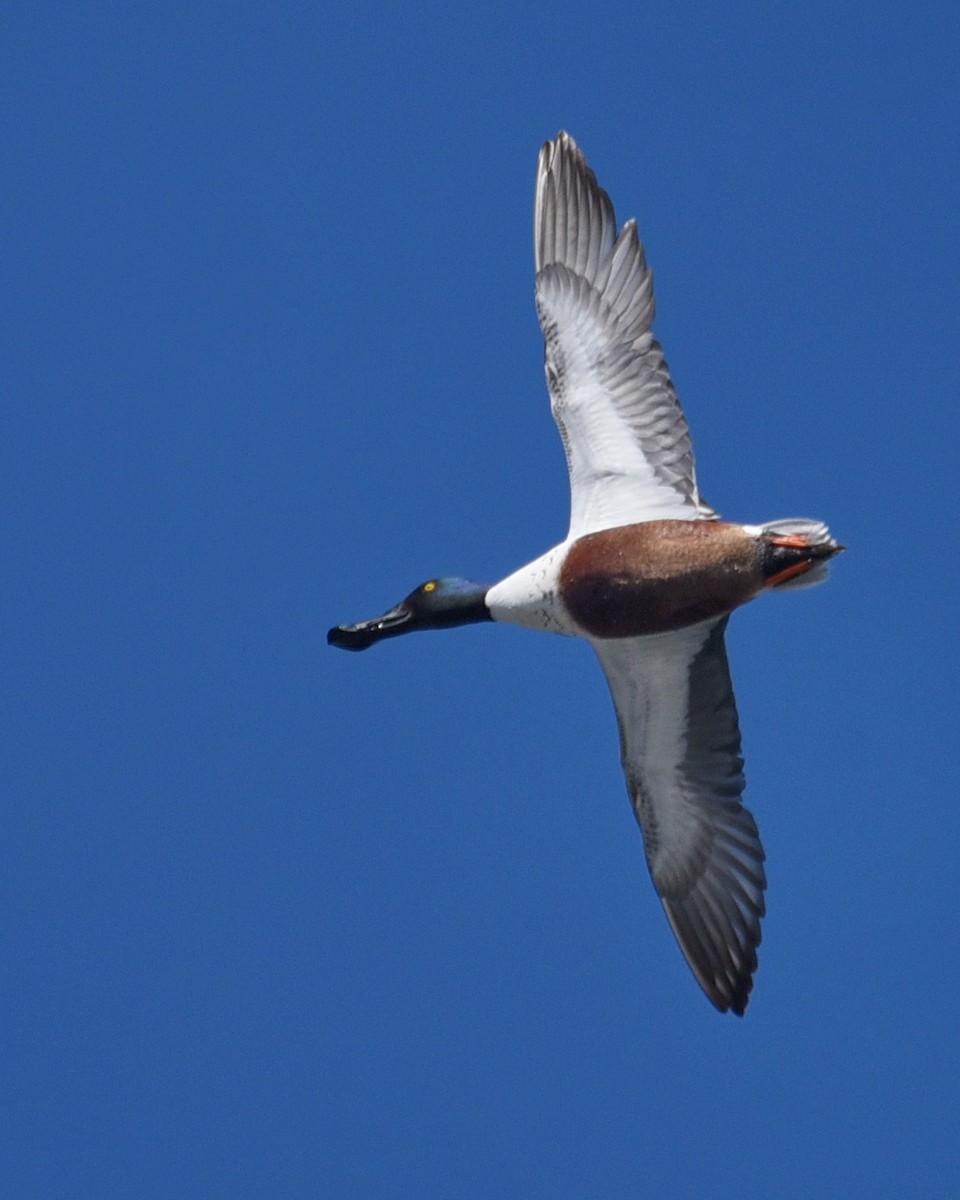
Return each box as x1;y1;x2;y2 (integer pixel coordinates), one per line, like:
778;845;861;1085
329;132;843;1015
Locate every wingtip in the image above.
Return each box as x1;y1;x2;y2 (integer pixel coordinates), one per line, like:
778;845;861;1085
537;131;577;192
535;130;620;282
703;959;757;1017
540;130;585;173
660;885;763;1017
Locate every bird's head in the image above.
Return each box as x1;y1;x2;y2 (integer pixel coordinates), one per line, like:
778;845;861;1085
328;577;491;651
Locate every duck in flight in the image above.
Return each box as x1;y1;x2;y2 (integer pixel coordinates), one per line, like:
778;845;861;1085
329;133;842;1015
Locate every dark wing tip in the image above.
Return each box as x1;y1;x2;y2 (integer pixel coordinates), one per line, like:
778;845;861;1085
660;859;766;1016
535;131;618;278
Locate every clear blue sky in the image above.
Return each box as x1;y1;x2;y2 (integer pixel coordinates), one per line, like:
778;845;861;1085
4;2;959;1196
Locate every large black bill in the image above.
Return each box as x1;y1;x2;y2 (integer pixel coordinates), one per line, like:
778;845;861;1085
327;603;412;651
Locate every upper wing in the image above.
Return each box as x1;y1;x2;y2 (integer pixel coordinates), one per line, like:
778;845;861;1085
535;132;716;538
592;618;766;1014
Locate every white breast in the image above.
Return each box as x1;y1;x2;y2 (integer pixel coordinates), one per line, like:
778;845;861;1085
485;542;579;635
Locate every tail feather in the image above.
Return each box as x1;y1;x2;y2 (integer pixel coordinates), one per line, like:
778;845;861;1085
757;518;844;592
771;560;834;591
759;517;835;546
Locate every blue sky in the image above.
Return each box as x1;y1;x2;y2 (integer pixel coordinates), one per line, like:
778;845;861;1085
4;2;959;1196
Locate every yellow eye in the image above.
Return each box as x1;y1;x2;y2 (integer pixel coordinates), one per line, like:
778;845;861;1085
423;581;437;593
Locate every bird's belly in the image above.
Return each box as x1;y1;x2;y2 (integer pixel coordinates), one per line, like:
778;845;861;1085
559;521;762;638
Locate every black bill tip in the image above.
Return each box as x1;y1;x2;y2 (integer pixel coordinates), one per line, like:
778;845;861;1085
327;601;413;651
327;624;378;651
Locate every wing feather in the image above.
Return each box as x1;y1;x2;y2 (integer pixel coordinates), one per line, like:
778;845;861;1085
592;619;766;1015
535;133;716;536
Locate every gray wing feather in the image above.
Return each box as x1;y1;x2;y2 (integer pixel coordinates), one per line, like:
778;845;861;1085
593;618;766;1015
535;133;717;534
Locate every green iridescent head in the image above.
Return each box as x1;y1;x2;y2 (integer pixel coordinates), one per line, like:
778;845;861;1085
328;577;491;651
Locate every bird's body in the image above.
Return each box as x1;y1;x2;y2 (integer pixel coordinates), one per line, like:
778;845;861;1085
329;133;842;1014
488;517;834;639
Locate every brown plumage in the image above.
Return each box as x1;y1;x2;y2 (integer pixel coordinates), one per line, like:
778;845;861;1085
560;521;764;637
